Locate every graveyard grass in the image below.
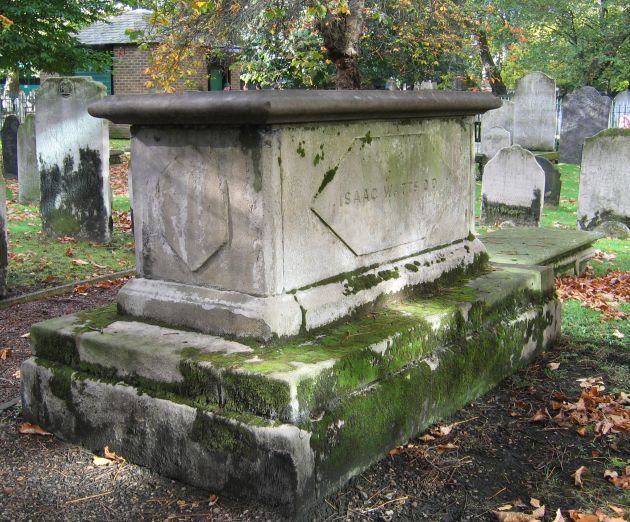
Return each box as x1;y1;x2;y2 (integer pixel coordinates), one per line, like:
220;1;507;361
1;138;134;295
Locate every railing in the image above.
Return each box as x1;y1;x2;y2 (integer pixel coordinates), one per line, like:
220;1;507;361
610;101;630;128
0;90;36;127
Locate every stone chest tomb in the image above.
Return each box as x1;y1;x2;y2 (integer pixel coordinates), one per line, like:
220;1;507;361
21;91;594;518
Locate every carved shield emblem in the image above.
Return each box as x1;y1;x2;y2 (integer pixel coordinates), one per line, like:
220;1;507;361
158;150;229;272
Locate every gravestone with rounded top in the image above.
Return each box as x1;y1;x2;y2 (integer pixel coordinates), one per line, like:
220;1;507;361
481;145;545;226
578;128;630;230
535;156;561;207
481;99;513;136
481;126;511;160
18;113;39;204
2;114;20;178
612;90;630;128
35;77;111;243
513;72;556;151
560;87;611;164
0;174;7;297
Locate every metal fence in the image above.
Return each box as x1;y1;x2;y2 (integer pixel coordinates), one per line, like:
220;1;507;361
0;90;36;128
610;101;630;128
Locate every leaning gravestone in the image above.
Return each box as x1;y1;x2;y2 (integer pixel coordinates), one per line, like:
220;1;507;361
481;144;545;226
17;113;39;204
481;126;511;160
578;128;630;231
560;87;611;164
513;72;556;151
1;114;20;178
535;156;561;207
35;77;111;243
481;99;514;136
0;174;7;297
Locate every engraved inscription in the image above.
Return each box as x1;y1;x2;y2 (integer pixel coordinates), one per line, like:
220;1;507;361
312;133;466;256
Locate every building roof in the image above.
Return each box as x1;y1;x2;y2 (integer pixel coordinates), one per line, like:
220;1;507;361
77;9;155;46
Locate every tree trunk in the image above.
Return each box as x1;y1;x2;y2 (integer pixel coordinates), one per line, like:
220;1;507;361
475;30;507;96
318;0;364;89
7;68;20;96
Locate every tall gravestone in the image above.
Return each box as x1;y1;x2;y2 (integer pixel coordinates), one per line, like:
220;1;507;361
481;126;511;160
35;77;111;243
513;72;556;151
17;113;39;204
481;100;514;136
481;145;545;226
578;129;630;231
0;174;7;297
2;115;20;178
560;87;611;164
536;156;561;207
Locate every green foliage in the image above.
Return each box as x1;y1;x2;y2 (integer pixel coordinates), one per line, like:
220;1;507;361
0;0;120;76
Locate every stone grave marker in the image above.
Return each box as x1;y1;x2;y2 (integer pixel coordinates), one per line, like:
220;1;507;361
481;99;514;136
0;174;7;297
1;114;20;178
17;113;39;204
560;86;611;164
535;156;561;207
513;72;556;151
35;77;111;243
481;126;511;161
481;144;545;226
578;128;630;231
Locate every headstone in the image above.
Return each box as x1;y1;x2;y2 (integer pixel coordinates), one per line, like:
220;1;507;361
612;90;630;128
35;77;111;243
0;174;7;297
481;126;511;160
481;145;545;226
1;115;20;178
535;156;561;207
17;113;39;204
513;72;556;151
481;99;514;136
559;87;611;164
419;80;437;90
578;129;630;230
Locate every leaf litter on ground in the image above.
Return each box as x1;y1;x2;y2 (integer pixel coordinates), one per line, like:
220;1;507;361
556;271;629;320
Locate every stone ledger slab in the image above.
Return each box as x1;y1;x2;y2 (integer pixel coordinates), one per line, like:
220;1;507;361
0;174;7;297
89;91;500;339
22;263;560;516
1;114;20;178
480;145;545;226
560;86;611;164
36;77;111;243
578;128;630;230
513;72;557;151
17;113;39;204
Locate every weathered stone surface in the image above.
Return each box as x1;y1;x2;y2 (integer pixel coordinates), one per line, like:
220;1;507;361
594;221;630;239
513;72;557;151
17;113;39;204
481;99;514;136
482;227;598;275
578;129;630;230
22;298;560;516
0;174;7;297
535;156;561;207
481;126;511;160
113;101;485;338
481;145;545;226
560;87;611;164
1;114;20;178
36;77;111;243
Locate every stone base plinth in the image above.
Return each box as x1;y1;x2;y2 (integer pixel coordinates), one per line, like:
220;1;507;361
23;260;560;517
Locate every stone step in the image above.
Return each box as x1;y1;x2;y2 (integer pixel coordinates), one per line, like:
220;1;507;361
31;264;553;424
22;294;560;517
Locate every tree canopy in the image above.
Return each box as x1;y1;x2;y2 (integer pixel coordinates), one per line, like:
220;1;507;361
0;0;119;78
